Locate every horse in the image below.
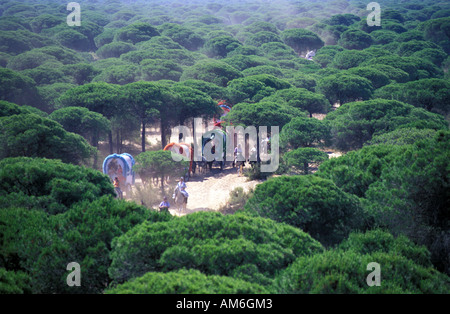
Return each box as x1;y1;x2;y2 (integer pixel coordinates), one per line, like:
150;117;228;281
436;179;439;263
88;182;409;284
195;156;217;174
235;159;245;176
194;156;209;174
173;187;187;212
235;153;245;176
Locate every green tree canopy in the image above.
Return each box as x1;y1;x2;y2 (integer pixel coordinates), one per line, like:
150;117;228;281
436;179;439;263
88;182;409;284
49;106;110;148
96;41;136;59
21;65;68;85
171;84;217;125
56;82;120;153
366;64;409;83
373;79;450;115
364;131;450;273
274;230;449;294
309;23;348;46
92;64;140;85
245;31;282;47
227;77;276;103
367;128;437;146
338;29;373;50
0;207;59;291
29;14;63;33
52;28;91;51
324;99;448;151
0;68;38;107
0;197;169;293
108;212;323;284
325;14;360;26
227;45;262;57
344;67;391;89
329;49;373;70
222;54;275;71
396;40;441;57
224;101;305;129
316;73;374;105
287;73;317;91
158;23;204;51
280;116;330;149
0;114;95;165
180;59;243;87
61;63;100;85
136;35;184;50
178;79;227;100
37;196;167;293
317;144;410;198
36;82;76;112
284;147;329;174
281;28;324;54
244;175;365;246
133;150;189;190
0;268;31;294
56;82;120;119
244;21;279;34
259;42;297;60
242;74;291;90
7;50;60;71
370;29;398;45
0;29;54;55
317;131;450;273
30;46;83;65
0;100;42;117
140;58;183;81
94;28;117;48
106;269;267;294
121;81;171;151
121;47;196;66
359;55;441;81
313;45;344;67
203;35;242;58
418;17;450;53
114;22;160;44
411;48;448;67
241;65;284;78
0;157;114;214
262;88;329;117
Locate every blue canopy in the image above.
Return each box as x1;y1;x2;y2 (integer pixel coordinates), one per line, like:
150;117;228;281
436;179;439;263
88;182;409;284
102;153;135;184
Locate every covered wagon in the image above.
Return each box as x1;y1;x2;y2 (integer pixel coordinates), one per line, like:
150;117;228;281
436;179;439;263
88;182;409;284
102;153;135;192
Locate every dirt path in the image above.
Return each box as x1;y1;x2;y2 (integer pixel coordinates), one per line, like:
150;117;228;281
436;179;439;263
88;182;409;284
167;165;261;216
103;121;343;217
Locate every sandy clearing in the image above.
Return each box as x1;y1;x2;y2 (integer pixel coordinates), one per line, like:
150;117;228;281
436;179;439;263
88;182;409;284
154;165;260;216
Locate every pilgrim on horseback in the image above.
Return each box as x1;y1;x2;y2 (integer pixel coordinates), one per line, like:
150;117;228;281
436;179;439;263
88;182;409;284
173;176;189;211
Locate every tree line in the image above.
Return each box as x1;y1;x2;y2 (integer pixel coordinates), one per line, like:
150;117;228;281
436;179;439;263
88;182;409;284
0;0;449;294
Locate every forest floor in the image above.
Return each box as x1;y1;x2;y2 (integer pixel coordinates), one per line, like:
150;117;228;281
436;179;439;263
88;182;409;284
166;165;262;216
98;117;343;216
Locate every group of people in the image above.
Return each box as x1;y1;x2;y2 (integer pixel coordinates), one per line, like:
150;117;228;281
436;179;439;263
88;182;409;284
159;177;189;213
113;173;188;213
121;141;272;212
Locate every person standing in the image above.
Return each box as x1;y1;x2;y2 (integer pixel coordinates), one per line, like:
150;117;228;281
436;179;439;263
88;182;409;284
175;177;189;199
249;145;257;162
113;177;123;199
159;196;170;213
